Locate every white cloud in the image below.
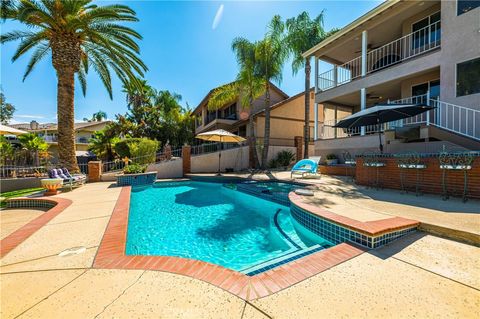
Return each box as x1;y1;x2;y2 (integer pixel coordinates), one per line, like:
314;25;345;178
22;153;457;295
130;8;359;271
212;4;224;30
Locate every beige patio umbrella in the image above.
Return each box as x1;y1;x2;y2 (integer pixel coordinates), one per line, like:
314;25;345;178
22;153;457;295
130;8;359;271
0;124;28;135
195;129;246;175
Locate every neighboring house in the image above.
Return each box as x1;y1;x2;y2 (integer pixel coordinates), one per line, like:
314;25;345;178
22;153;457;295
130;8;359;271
10;120;110;158
304;0;480;159
193;82;321;153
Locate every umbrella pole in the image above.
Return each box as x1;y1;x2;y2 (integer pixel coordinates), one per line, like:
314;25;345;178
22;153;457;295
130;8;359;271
378;130;383;153
217;151;221;176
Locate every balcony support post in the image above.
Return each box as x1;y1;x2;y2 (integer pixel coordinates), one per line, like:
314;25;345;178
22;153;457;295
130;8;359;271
361;88;366;136
426;90;430;126
361;30;368;76
333;65;338;87
314;56;319;141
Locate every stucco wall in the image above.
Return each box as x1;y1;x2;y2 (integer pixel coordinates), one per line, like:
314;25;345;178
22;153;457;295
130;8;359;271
0;178;43;193
439;2;480;109
255;92;321;141
191;146;250;173
147;159;183;179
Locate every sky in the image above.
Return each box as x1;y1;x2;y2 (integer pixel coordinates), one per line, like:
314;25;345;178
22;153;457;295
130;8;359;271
0;0;381;124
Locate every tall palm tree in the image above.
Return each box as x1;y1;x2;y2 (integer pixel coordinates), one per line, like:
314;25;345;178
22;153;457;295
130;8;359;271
255;15;288;169
1;0;147;172
208;38;264;168
286;11;337;158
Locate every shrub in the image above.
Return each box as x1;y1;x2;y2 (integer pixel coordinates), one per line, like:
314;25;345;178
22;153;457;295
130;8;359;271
129;139;159;165
268;158;279;169
114;138;144;158
326;153;337;160
276;150;295;167
123;163;147;174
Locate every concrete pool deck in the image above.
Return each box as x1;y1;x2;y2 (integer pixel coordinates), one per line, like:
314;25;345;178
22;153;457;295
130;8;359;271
1;179;479;318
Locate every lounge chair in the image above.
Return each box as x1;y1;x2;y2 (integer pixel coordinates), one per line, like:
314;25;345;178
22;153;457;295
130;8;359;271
291;159;320;179
48;168;86;190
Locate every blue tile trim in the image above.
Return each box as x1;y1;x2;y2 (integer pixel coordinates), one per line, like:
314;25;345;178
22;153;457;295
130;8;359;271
245;246;325;276
291;204;416;249
6;199;56;209
273;209;301;249
116;172;157;186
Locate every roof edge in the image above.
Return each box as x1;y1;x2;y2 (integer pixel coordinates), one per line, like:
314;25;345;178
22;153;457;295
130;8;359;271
302;0;401;58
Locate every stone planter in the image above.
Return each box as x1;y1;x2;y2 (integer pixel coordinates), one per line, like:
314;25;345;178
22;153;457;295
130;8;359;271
116;172;157;186
326;159;338;166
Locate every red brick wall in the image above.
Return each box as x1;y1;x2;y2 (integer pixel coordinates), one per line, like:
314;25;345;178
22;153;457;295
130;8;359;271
319;165;355;177
355;157;480;199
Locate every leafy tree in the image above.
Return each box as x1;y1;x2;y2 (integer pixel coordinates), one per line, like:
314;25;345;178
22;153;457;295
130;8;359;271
83;110;108;122
0;91;16;124
1;0;147;172
286;11;338;157
254;15;288;169
108;80;194;148
18;133;49;152
88;129;119;161
0;135;14;163
208;39;264;168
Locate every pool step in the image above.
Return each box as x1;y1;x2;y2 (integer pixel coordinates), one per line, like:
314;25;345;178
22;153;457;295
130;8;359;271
240;244;324;276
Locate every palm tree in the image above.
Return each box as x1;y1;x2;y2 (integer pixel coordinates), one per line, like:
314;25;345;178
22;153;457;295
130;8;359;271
1;1;147;172
286;11;338;158
88;129;118;161
92;110;107;122
255;15;288;169
208;39;264;168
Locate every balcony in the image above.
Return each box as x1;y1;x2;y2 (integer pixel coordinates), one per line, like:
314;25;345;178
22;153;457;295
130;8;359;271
42;135;90;144
317;21;441;92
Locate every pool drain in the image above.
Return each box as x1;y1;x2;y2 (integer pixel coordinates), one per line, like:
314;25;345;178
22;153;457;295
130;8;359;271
58;246;86;257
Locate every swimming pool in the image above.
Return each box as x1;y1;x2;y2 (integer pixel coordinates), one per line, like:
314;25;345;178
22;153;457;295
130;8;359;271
126;181;334;273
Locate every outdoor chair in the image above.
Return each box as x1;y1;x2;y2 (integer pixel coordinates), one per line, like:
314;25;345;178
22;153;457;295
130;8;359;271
439;151;474;202
342;151;356;182
362;152;385;189
396;152;426;196
291;159;320;179
48;168;86;191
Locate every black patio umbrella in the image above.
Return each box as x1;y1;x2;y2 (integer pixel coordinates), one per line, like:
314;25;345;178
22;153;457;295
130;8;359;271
334;103;434;153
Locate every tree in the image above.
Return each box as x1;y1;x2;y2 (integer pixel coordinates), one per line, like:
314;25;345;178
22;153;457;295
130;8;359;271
286;11;338;158
88;129;118;161
18;133;49;152
255;15;288;169
0;91;16;124
208;39;264;168
1;0;147;172
83;110;107;122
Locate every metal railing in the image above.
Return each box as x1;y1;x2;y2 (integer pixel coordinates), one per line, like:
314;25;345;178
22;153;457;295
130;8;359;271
102;147;183;173
191;141;247;156
430;100;480;140
317;21;441;91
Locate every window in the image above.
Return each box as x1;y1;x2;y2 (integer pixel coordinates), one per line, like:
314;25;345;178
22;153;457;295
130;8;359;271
457;57;480;97
457;0;480;15
412;12;441;50
412;79;440;103
222;103;237;120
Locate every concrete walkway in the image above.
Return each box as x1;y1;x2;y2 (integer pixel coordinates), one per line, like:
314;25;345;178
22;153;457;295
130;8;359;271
1;181;479;318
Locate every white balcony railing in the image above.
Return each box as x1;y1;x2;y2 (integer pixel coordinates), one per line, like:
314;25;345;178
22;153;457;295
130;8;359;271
317;21;441;92
318;94;480;141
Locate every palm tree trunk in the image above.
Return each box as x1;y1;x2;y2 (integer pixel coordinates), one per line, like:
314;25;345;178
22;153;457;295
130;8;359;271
304;58;311;159
56;67;79;173
261;82;270;170
248;98;260;169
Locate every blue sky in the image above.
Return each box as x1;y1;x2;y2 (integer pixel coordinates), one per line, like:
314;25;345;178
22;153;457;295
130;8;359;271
0;0;381;124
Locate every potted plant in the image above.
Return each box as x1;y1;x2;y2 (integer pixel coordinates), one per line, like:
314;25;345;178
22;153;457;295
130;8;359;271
326;154;338;166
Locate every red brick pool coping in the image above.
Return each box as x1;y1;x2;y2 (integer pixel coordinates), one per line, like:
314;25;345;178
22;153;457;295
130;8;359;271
289;192;419;237
93;186;365;300
0;197;72;258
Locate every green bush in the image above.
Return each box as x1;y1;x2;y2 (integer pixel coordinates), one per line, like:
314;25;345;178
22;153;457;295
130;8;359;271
326;153;337;160
114;138;144;158
123;163;147;174
268;150;295;169
276;150;295;167
129;139;159;165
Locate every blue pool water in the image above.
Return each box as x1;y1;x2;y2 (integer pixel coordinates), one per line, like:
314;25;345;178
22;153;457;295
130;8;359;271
126;181;334;272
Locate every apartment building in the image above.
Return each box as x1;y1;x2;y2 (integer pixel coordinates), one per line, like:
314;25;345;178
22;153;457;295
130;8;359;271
303;0;480;158
10;120;110;157
193;82;319;151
